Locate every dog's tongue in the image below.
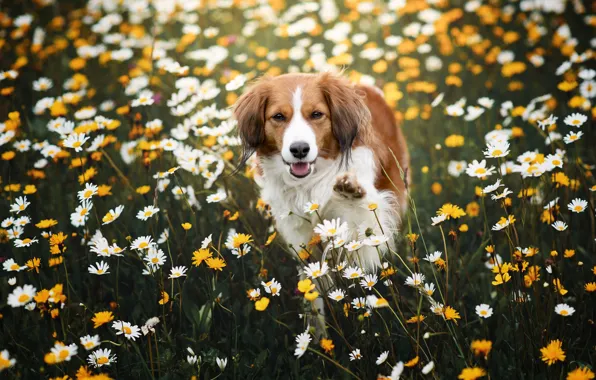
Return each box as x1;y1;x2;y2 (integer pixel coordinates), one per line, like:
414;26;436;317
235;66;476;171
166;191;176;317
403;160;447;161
290;162;310;177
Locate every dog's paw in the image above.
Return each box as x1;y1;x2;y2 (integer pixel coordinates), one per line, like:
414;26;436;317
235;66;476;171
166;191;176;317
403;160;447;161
333;172;366;199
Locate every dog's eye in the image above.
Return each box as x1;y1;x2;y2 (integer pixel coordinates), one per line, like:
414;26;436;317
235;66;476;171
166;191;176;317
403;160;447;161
311;111;323;119
272;113;286;121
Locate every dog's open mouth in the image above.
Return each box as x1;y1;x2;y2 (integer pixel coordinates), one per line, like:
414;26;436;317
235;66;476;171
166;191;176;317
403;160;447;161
289;162;313;178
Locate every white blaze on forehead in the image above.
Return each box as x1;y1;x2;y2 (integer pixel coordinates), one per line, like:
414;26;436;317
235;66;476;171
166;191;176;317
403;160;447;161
281;86;319;163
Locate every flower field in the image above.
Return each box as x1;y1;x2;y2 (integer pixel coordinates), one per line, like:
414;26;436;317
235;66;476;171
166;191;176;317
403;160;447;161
1;0;595;379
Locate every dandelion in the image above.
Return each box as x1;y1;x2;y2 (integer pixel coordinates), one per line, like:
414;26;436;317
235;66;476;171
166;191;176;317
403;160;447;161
206;257;226;271
192;248;212;266
540;339;565;366
471;340;492;359
92;311;114;328
554;303;575;316
437;203;466;219
443;306;461;322
320;339;334;354
566;367;595;380
458;367;486;380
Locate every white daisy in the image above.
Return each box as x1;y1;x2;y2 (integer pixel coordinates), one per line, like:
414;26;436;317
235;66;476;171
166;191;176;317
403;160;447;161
88;261;110;275
169;266;188;279
554;303;575;316
475;304;493;318
568;198;587;213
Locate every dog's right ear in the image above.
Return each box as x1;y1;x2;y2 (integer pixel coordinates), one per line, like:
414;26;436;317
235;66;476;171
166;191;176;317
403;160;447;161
233;78;269;168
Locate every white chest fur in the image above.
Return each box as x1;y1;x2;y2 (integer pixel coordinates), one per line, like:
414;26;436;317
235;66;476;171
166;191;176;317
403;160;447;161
256;147;399;269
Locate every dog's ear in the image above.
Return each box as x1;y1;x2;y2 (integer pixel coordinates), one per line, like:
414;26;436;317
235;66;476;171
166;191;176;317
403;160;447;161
233;77;269;168
319;73;371;166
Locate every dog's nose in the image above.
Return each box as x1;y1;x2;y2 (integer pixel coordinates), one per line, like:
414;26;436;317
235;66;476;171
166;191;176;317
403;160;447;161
289;142;310;159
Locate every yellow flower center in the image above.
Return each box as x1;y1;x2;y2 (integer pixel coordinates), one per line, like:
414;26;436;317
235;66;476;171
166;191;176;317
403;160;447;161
18;294;30;303
139;242;148;249
79;208;88;216
123;326;132;335
59;349;69;360
73;141;82;148
574;206;583;212
560;310;568;316
84;342;94;348
480;310;487;316
572;119;580;125
328;228;336;234
10;263;19;270
311;270;321;277
97;356;109;365
84;190;93;198
474;168;486;175
151;258;159;263
552;159;561;165
21;238;31;244
492;149;503;156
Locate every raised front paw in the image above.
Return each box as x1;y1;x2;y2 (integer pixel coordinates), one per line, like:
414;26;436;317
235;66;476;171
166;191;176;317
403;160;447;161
333;172;366;199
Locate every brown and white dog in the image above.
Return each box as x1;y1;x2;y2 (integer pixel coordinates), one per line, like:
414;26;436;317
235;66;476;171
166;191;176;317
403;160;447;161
234;73;409;270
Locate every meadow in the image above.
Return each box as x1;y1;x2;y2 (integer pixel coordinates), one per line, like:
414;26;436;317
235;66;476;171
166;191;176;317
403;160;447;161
0;0;595;379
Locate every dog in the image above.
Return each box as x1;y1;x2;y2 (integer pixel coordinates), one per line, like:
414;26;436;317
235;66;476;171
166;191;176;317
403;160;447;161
234;72;409;270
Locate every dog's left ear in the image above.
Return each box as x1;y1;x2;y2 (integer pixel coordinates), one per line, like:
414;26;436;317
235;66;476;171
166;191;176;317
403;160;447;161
319;73;371;165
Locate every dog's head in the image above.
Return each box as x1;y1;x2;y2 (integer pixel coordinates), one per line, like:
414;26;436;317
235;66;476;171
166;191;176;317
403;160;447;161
234;73;371;179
